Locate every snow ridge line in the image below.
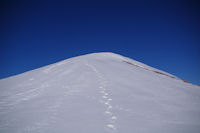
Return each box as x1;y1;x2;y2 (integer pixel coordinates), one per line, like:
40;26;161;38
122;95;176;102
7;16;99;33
85;61;117;132
123;60;179;79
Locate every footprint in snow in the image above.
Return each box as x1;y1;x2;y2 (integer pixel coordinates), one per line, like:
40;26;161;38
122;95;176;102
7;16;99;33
107;124;116;130
111;116;117;120
104;102;110;105
105;111;112;115
108;98;112;101
102;96;108;99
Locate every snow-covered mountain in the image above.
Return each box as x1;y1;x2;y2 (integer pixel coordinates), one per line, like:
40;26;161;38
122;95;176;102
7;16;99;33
0;52;200;133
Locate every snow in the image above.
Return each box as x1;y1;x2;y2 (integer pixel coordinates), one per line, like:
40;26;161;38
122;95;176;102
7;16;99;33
0;52;200;133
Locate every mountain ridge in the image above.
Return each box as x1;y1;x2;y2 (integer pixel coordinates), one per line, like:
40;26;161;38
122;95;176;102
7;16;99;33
1;52;179;81
0;52;200;133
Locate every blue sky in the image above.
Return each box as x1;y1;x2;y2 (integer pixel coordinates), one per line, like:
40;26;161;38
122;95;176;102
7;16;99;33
0;0;199;84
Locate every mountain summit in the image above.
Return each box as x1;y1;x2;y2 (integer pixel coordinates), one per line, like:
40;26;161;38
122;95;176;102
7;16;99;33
0;52;200;133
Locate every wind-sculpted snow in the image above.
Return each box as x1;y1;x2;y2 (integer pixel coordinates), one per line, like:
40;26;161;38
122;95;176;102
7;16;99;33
0;52;200;133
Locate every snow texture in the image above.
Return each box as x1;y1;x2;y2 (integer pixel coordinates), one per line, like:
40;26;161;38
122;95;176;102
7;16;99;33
0;52;200;133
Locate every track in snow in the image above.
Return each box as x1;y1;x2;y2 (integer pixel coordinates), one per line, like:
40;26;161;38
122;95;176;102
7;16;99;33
85;61;118;132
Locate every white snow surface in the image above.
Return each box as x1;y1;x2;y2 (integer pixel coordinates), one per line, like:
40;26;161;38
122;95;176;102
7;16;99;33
0;52;200;133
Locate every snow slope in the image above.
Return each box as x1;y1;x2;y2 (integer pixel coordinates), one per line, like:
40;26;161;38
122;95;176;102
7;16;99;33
0;52;200;133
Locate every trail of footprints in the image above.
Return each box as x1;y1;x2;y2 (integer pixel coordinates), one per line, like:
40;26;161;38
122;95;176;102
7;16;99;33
99;85;117;131
85;62;117;131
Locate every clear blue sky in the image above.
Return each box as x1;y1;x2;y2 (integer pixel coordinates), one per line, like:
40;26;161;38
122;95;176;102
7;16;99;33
0;0;199;84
